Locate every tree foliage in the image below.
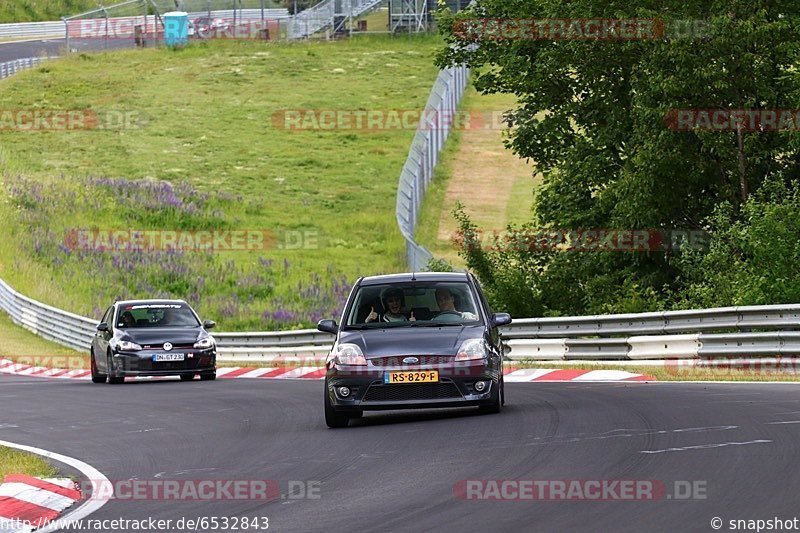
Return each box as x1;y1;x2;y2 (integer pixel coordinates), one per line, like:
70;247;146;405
436;0;800;315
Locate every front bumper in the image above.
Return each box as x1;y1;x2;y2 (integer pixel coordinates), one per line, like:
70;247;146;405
326;359;500;412
111;349;216;376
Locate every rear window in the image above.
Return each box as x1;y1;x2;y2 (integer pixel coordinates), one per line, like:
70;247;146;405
116;304;200;328
344;281;481;327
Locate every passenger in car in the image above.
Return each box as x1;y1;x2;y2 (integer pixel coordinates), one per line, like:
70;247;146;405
119;311;135;328
434;287;478;320
365;288;416;323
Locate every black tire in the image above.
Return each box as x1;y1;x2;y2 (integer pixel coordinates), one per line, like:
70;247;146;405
106;353;124;384
200;371;216;381
324;387;350;428
180;374;196;381
478;379;502;414
90;350;107;384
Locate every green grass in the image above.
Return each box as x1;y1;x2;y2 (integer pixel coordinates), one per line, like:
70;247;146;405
416;88;539;267
0;312;82;358
0;0;97;23
0;447;59;483
0;35;444;330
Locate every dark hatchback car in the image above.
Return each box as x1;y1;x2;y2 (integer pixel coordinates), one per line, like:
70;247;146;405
90;300;217;384
317;272;512;428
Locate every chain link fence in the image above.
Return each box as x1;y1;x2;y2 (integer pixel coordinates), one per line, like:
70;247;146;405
395;65;470;271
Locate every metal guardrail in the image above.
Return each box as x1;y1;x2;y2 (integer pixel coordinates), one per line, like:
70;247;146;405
0;57;47;80
502;305;800;338
0;21;64;39
4;275;800;361
395;64;470;270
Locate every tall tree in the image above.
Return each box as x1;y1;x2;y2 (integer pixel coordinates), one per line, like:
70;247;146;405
436;0;800;315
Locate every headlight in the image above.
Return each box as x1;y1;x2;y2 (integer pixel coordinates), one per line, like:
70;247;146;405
330;343;367;366
194;336;215;349
115;340;142;352
455;338;487;361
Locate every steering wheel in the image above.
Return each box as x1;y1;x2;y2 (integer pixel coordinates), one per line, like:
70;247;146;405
434;310;462;322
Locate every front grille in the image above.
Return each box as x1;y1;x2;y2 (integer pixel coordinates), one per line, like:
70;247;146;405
142;344;194;350
362;382;462;402
369;356;454;367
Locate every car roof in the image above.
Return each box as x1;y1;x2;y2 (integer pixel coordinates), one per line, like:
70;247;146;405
358;272;469;286
116;299;189;307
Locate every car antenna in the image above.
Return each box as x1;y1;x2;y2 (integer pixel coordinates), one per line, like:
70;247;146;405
411;271;416;281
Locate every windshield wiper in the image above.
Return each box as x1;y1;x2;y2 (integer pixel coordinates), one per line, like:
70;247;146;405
412;322;465;327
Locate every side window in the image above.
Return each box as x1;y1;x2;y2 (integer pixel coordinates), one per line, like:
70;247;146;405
101;306;113;325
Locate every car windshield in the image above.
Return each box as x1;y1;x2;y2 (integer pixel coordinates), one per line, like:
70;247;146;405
116;303;200;328
344;281;481;328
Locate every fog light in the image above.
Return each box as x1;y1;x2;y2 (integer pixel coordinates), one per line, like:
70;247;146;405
338;386;351;397
474;381;487;392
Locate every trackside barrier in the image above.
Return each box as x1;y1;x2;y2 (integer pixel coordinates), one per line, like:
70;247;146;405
2;276;800;360
502;305;800;339
504;339;566;360
564;338;630;360
627;334;700;360
396;64;470;270
0;21;64;39
0;57;47;80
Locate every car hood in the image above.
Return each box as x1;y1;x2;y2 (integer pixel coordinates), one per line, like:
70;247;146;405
120;327;203;346
337;325;484;357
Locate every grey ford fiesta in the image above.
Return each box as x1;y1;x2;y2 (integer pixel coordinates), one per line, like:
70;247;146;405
317;272;512;428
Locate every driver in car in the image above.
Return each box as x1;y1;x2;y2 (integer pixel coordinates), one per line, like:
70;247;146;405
434;287;478;320
366;288;417;323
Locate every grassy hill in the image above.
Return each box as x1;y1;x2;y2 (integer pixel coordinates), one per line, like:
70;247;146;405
0;35;442;330
0;0;98;23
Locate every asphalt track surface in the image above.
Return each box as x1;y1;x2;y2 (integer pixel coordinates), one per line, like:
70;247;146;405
0;37;135;63
3;373;800;532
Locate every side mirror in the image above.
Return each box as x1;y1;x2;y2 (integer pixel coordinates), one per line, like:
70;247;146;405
203;320;216;330
492;313;512;327
317;319;339;335
96;323;110;332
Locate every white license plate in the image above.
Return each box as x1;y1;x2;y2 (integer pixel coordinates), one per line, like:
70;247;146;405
152;353;185;362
